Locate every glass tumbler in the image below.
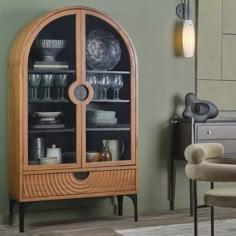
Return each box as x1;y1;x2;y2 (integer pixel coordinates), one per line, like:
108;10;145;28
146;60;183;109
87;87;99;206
30;137;45;161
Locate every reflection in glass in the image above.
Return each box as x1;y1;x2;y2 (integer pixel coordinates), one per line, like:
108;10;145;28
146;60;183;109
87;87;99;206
28;74;41;100
111;74;123;100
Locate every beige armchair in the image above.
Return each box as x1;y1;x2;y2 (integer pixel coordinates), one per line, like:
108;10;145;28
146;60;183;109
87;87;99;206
185;143;236;236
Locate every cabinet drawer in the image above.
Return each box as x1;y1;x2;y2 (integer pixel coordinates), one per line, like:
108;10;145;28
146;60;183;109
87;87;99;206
198;140;236;155
23;169;136;198
197;125;236;140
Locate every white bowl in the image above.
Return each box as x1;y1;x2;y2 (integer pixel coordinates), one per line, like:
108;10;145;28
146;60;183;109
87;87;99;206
86;152;100;162
34;112;62;118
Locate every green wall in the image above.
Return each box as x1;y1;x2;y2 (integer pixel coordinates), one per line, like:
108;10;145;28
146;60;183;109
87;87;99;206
0;0;197;224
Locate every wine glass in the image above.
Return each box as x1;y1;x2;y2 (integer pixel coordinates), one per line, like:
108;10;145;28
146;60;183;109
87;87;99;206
86;73;98;99
28;74;41;100
41;74;54;100
98;74;111;100
54;74;68;99
111;74;123;100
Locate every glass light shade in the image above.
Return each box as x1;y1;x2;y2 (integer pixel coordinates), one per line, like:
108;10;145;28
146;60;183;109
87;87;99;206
182;20;195;58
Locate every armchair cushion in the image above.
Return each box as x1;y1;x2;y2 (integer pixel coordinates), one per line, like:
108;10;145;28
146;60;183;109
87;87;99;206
185;143;236;181
204;187;236;208
186;158;236;181
184;143;224;164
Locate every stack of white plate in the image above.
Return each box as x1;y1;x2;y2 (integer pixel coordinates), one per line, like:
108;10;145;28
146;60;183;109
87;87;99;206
87;109;117;125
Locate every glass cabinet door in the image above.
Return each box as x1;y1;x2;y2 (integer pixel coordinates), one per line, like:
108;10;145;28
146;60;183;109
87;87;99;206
84;14;133;166
27;15;78;167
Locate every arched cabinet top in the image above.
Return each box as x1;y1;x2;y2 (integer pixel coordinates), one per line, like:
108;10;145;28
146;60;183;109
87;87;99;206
8;6;138;74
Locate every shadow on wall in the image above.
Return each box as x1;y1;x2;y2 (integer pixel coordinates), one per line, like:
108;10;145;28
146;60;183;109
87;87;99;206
170;95;184;118
158;95;184;169
158;94;185;199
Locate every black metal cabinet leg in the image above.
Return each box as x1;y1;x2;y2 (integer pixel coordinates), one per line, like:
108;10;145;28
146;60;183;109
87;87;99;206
127;194;138;221
193;180;198;236
19;202;25;233
169;159;176;210
117;195;124;216
8;198;15;225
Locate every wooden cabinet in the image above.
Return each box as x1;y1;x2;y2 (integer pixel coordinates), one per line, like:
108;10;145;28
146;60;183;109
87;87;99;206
8;6;138;232
170;117;236;211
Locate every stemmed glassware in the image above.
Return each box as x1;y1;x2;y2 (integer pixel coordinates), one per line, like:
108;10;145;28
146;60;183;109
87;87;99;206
41;74;54;100
54;74;68;99
28;74;41;100
86;73;98;99
111;74;123;100
98;74;111;100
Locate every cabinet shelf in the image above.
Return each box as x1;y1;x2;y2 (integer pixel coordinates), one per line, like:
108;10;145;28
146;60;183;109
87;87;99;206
86;124;130;131
86;70;130;74
28;128;75;134
90;99;130;103
29;99;70;103
28;69;76;74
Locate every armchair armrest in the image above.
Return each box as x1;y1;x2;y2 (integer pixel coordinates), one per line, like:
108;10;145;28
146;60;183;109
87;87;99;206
184;143;224;164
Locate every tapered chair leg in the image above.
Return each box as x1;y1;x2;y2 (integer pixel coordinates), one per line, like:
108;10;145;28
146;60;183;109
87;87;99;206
190;179;193;216
169;159;176;210
211;206;214;236
193;180;198;236
211;182;214;189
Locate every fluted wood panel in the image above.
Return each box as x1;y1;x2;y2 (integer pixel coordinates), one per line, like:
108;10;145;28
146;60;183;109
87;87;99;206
23;170;136;198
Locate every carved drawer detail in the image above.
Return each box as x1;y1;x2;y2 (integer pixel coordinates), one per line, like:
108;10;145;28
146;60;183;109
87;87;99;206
23;170;136;198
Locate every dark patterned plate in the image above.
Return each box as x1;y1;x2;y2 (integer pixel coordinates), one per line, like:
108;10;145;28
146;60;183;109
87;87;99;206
86;30;121;70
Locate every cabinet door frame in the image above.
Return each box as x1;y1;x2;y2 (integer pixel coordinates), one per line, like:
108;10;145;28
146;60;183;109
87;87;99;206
22;10;82;171
80;9;138;168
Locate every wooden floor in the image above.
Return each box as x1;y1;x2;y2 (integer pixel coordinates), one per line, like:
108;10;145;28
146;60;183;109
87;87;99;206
1;207;236;235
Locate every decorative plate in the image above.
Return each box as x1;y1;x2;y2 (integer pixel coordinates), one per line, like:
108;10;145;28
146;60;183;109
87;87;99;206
86;30;121;70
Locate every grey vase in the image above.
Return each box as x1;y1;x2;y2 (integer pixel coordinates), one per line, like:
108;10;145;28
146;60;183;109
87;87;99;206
182;93;219;122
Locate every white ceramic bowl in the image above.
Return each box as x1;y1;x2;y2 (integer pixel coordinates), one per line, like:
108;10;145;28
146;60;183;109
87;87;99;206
34;112;62;118
86;152;100;162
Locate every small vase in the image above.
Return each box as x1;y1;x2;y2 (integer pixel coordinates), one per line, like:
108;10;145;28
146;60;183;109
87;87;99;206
100;145;112;161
